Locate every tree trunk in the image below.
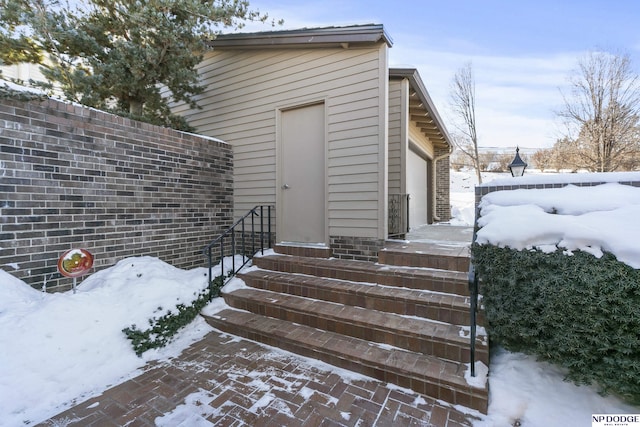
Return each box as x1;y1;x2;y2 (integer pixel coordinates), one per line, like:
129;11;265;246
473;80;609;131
449;62;483;184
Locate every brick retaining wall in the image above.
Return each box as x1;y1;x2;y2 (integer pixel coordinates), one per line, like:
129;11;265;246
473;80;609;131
435;146;451;221
475;173;640;206
0;97;233;292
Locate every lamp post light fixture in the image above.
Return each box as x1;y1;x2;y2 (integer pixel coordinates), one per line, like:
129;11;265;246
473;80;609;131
508;147;527;177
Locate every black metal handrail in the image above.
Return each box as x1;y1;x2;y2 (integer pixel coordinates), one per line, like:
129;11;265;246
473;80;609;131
388;193;410;238
202;205;273;294
468;203;481;377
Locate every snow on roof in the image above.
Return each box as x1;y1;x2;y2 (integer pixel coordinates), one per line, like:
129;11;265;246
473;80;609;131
0;78;48;96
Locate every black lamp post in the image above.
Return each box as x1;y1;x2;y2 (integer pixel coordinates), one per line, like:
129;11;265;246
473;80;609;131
508;147;527;177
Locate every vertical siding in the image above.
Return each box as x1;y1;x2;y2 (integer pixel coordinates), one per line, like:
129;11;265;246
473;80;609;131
2;63;46;82
178;44;388;240
388;79;404;196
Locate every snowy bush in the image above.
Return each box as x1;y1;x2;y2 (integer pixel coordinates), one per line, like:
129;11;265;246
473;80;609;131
473;244;640;405
122;275;224;356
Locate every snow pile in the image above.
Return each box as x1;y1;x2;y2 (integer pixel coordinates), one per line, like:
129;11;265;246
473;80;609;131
0;269;43;312
476;182;640;268
476;349;638;426
0;257;215;426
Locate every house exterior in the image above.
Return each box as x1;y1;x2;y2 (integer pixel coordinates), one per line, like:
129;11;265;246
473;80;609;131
388;68;452;228
174;24;452;261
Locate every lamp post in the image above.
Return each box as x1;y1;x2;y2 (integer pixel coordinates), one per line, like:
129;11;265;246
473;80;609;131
508;147;527;177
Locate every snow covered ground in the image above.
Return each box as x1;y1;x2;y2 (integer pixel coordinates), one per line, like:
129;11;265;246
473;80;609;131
449;170;640;426
0;257;217;426
0;169;639;426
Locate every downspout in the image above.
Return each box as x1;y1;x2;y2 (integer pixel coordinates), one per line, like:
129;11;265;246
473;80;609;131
432;145;453;221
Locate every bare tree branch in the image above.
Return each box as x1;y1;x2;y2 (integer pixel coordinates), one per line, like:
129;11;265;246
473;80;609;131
557;50;640;172
449;62;482;183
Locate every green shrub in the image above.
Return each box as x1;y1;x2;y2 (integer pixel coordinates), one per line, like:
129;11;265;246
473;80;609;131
472;244;640;405
122;275;224;356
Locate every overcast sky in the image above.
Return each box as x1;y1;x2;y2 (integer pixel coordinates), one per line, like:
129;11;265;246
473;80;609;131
243;0;640;149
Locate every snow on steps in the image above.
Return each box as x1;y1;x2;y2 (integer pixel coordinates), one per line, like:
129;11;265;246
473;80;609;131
201;245;489;414
204;308;488;413
253;253;471;296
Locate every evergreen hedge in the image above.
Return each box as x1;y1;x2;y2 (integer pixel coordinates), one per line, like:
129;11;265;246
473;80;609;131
472;244;640;405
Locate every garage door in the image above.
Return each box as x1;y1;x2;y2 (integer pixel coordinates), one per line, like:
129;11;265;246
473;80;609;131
407;149;428;228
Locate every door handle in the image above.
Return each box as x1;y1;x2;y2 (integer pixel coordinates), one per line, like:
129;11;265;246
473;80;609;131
281;184;290;189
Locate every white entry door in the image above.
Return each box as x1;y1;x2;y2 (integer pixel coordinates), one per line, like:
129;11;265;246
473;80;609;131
278;103;326;244
407;148;429;228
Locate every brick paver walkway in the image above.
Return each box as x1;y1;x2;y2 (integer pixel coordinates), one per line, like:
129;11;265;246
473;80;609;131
39;329;480;426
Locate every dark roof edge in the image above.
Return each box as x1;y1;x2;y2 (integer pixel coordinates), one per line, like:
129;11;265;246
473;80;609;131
208;24;393;49
389;67;452;147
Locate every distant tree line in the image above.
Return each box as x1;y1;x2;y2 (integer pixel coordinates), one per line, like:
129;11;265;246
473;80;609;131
449;50;640;174
450;150;519;172
451;137;640;173
550;50;640;172
530;136;640;172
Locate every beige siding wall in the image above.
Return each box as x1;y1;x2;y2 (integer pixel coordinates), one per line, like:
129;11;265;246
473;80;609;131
2;63;46;82
388;79;404;196
388;78;437;202
177;45;389;240
409;125;435;159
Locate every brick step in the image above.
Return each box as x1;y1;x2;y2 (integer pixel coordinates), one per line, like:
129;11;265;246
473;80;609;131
238;269;484;326
202;308;488;413
379;241;470;272
222;287;488;365
252;253;469;296
273;244;332;258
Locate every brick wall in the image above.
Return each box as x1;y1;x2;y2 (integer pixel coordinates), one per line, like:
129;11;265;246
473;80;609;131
330;236;384;263
0;97;233;292
435;147;451;221
474;174;640;206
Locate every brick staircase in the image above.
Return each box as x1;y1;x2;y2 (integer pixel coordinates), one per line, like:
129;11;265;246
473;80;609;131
201;242;489;414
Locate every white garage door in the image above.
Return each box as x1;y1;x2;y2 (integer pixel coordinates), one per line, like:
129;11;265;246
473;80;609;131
407;149;428;228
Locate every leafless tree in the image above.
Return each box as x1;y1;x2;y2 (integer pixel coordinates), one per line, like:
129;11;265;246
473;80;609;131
450;149;472;171
478;151;498;172
495;152;515;172
548;137;581;172
449;62;482;183
531;148;554;171
557;50;640;172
